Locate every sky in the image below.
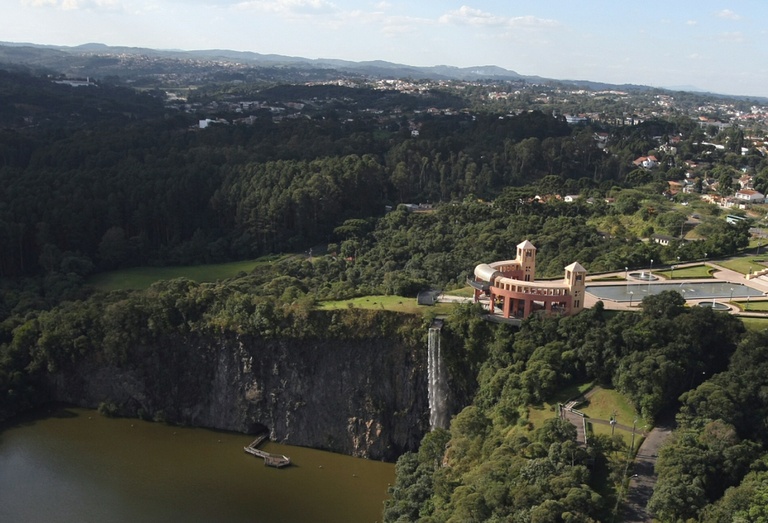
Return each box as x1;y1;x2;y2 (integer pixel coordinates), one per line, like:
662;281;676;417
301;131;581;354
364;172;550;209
5;0;768;97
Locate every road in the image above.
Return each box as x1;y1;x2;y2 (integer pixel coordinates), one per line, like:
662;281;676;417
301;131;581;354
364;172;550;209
621;417;675;522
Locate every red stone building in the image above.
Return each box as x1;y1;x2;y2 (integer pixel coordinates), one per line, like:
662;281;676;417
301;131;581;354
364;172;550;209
470;240;586;319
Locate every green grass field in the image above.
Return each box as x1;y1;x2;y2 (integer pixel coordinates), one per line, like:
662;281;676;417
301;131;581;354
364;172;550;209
527;384;645;448
317;295;456;315
734;300;768;312
589;275;625;282
579;387;647;446
526;382;594;428
444;286;475;297
741;317;768;332
87;256;284;291
718;255;768;276
655;264;713;279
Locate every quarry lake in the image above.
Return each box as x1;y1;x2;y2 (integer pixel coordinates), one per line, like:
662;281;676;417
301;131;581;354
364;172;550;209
0;407;395;523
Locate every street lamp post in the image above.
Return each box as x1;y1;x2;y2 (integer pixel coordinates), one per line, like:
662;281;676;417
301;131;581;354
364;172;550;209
624;418;639;480
747;294;751;311
730;287;734;303
648;259;654;293
625;266;628;281
629;291;634;307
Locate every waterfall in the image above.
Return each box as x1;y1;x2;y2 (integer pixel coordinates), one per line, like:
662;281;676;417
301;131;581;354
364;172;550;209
428;322;448;430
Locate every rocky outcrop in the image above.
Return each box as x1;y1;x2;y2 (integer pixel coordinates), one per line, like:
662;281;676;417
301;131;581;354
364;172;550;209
49;320;430;461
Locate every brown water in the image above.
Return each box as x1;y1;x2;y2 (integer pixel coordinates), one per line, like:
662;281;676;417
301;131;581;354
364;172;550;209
0;407;394;523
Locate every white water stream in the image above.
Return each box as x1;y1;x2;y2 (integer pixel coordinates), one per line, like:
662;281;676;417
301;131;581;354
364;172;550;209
427;325;448;430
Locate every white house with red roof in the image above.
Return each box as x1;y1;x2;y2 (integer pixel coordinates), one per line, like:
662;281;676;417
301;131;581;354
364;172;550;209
735;189;765;203
632;155;658;169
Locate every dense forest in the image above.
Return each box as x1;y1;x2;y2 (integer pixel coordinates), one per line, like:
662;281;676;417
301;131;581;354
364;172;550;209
384;293;748;521
2;66;768;521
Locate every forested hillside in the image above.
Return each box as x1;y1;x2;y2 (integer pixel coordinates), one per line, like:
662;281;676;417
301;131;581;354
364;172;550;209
0;68;691;281
384;293;746;521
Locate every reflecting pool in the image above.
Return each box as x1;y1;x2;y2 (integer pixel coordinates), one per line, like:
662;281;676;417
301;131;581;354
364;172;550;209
586;282;764;302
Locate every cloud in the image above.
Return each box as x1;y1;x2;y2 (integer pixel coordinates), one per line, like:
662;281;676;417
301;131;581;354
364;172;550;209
716;9;741;20
439;5;507;26
439;6;559;31
235;0;338;15
686;20;697;26
336;8;431;38
23;0;122;9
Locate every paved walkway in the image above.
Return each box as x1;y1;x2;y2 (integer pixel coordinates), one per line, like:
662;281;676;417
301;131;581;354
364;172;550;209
621;416;675;522
561;408;587;445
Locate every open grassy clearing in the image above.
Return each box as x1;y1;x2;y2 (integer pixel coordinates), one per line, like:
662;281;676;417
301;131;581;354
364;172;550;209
528;384;645;448
579;387;647;447
526;382;593;428
579;387;645;427
444;286;475;297
87;256;285;291
317;295;456;315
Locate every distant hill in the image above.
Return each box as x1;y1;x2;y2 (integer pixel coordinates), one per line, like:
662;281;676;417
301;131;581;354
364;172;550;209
72;44;536;81
0;41;766;102
0;41;537;82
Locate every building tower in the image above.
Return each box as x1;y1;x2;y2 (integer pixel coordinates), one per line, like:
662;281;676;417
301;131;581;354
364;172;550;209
516;240;536;282
564;262;587;314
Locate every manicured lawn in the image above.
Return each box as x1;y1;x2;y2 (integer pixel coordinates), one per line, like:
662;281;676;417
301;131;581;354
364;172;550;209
741;317;768;332
87;256;284;291
317;295;455;315
655;264;713;279
718;255;768;276
589;275;625;282
734;300;768;312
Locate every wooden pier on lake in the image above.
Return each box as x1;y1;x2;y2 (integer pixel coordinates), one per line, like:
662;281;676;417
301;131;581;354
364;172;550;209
243;434;291;468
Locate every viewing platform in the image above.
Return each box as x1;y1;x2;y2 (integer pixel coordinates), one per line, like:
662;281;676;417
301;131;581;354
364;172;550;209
243;434;291;468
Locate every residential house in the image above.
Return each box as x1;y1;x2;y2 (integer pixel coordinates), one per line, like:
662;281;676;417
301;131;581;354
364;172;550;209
633;155;658;169
735;189;765;203
739;174;754;189
651;234;677;246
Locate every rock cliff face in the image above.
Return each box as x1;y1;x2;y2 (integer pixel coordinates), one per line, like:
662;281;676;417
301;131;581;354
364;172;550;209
49;326;430;461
